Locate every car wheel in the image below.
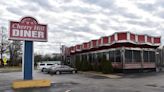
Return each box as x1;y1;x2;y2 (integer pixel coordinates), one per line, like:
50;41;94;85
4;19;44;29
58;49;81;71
41;68;45;72
56;71;60;75
72;70;76;74
42;68;46;72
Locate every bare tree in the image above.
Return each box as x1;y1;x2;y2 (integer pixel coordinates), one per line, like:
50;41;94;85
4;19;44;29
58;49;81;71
9;41;22;66
34;53;42;66
0;26;23;66
0;26;9;66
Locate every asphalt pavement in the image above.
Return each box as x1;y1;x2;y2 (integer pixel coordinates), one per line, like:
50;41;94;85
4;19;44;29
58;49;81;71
1;70;164;92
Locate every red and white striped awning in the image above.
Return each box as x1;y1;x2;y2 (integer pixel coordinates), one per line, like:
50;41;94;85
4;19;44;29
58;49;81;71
69;32;161;54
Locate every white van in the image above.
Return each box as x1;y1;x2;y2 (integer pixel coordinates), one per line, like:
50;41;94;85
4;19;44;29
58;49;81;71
37;61;61;72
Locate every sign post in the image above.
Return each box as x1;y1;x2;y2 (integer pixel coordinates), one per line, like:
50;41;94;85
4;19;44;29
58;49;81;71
24;41;33;80
9;17;47;80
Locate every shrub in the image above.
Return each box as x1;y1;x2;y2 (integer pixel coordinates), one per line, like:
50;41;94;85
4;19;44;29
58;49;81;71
100;55;113;74
92;63;101;72
75;55;81;70
81;60;91;71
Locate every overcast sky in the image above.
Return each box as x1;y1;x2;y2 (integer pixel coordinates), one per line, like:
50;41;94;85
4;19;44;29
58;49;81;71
0;0;164;54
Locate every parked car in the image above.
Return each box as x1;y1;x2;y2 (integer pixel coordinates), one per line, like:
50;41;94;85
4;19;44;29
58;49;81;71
45;64;61;73
37;61;61;72
47;65;77;74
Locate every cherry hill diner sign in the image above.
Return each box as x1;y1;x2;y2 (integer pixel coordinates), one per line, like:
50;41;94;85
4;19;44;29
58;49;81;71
9;17;47;42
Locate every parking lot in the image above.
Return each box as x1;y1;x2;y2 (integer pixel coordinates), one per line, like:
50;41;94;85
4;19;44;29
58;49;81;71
1;70;164;92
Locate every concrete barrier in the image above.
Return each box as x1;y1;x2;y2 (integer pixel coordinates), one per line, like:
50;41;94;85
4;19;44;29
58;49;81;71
12;79;51;89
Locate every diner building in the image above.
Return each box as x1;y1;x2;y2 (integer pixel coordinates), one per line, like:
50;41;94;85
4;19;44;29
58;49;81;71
63;32;161;72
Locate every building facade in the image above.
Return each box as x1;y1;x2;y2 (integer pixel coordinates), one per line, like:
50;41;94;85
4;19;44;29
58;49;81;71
64;32;161;72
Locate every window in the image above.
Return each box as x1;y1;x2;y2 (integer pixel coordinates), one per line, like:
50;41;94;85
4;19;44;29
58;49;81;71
106;53;109;60
47;64;53;66
89;53;94;63
75;55;80;62
143;51;149;62
125;50;132;63
93;53;97;62
149;51;155;62
109;51;115;62
82;54;87;61
133;50;141;62
115;50;121;62
89;54;92;62
63;65;70;68
40;64;45;66
102;52;108;60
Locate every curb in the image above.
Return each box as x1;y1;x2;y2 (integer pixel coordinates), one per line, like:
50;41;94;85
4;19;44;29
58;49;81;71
0;70;21;73
79;71;122;79
12;80;51;89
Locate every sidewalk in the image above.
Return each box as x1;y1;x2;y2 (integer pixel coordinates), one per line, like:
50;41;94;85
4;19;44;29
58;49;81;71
79;71;122;79
0;67;22;73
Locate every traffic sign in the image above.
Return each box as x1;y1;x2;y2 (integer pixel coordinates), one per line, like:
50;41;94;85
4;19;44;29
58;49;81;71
3;57;7;65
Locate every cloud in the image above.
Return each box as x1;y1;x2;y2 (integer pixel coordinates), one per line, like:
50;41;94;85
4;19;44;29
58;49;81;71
20;3;40;12
25;0;52;10
137;3;156;12
0;0;163;54
126;19;159;28
82;0;114;9
6;6;24;16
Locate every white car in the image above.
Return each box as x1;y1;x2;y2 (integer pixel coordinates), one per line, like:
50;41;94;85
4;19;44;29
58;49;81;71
37;61;61;72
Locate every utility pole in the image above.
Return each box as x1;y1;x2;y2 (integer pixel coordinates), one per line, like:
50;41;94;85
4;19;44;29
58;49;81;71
58;42;63;62
55;41;64;64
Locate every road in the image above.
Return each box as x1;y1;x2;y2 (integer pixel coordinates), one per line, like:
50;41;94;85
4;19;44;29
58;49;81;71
1;70;164;92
